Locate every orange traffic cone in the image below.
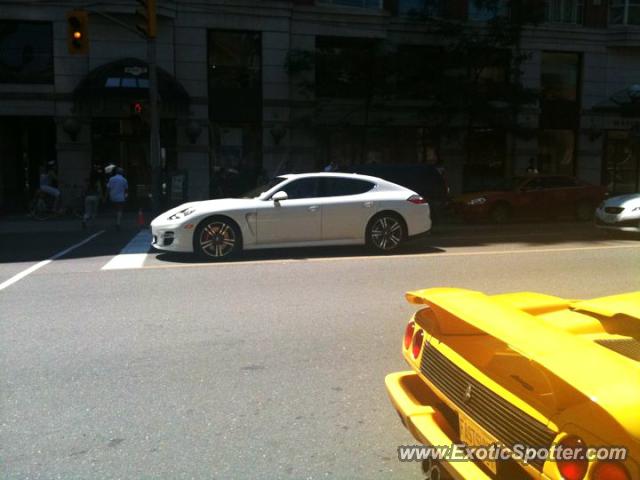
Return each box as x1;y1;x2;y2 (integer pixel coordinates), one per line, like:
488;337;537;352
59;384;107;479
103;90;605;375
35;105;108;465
137;208;146;228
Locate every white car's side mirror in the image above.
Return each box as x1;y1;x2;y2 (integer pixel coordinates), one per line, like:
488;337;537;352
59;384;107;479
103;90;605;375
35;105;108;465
271;191;288;203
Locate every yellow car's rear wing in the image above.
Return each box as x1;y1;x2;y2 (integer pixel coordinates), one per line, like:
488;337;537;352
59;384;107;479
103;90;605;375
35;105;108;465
405;288;640;438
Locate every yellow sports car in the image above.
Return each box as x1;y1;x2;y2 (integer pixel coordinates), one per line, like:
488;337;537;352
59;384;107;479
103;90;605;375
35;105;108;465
386;288;640;480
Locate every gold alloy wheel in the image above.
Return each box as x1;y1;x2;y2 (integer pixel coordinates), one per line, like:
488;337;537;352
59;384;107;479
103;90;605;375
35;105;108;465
198;221;237;258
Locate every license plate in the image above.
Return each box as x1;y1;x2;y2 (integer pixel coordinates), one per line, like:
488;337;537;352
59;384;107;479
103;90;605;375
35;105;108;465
603;214;617;224
459;414;498;474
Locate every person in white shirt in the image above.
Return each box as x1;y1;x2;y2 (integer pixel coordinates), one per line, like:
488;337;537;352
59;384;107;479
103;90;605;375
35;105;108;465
39;164;61;211
106;167;128;230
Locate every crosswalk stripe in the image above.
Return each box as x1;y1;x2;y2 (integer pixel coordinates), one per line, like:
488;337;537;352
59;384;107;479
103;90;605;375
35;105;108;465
0;230;105;291
101;230;152;270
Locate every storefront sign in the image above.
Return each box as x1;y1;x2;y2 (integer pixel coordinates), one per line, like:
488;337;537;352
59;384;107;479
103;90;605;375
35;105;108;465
124;66;148;76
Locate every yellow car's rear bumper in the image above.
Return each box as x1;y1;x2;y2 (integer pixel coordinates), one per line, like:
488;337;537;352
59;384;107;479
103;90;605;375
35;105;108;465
385;371;493;480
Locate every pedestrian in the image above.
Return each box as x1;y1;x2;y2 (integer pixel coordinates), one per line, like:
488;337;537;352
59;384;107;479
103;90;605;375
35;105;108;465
39;162;61;212
324;160;338;172
106;166;128;230
82;165;102;229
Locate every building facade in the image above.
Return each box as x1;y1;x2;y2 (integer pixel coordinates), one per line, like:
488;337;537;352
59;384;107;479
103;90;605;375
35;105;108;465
1;0;639;213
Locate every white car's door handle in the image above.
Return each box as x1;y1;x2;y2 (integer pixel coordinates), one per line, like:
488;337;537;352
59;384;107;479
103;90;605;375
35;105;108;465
308;205;319;212
363;201;373;208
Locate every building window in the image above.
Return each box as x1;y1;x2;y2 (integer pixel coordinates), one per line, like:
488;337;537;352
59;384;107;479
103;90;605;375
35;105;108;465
468;0;508;21
603;130;640;194
540;51;581;129
0;21;53;84
208;30;261;123
398;0;443;16
464;129;507;192
210;124;262;197
315;36;379;99
317;126;438;169
538;129;576;175
610;0;640;25
208;31;262;193
317;0;382;8
208;31;261;91
544;0;584;24
541;52;580;102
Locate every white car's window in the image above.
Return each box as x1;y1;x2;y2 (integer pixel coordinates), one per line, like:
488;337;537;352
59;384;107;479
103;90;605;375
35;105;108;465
277;178;322;199
242;177;287;198
321;178;375;196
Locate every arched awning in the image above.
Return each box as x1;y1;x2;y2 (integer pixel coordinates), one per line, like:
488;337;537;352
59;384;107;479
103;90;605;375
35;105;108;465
593;84;640;116
73;57;189;106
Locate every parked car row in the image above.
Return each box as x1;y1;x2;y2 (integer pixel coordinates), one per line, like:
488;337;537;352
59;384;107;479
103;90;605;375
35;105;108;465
151;166;638;261
595;193;640;233
451;175;608;223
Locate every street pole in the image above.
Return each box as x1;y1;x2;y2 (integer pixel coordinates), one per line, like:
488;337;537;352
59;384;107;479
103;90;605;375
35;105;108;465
148;36;161;215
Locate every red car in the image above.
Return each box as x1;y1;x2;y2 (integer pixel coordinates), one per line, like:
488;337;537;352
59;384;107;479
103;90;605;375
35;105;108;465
452;175;607;223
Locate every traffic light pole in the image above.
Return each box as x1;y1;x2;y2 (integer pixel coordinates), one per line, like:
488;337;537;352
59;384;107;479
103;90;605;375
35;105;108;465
148;36;162;215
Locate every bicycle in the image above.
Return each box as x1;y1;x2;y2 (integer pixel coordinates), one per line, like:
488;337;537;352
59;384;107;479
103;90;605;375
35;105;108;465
28;190;58;220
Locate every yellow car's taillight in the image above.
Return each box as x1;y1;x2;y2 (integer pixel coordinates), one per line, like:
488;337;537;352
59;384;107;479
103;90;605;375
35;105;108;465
592;461;631;480
412;329;424;359
403;321;415;350
557;436;588;480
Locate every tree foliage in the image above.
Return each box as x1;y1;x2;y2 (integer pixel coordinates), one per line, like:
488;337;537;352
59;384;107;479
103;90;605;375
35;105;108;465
285;0;544;139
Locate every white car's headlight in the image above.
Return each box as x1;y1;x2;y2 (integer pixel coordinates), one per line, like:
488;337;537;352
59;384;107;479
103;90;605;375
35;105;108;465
467;197;487;206
633;206;640;212
168;207;196;220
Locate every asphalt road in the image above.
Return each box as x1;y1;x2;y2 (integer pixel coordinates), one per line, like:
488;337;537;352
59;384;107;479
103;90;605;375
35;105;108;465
1;220;639;479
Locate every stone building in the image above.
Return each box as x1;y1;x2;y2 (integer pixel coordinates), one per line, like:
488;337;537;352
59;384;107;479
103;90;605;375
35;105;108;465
1;0;639;212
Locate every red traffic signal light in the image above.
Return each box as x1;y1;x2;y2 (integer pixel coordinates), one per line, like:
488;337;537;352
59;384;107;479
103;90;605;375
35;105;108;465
66;10;89;54
131;102;144;115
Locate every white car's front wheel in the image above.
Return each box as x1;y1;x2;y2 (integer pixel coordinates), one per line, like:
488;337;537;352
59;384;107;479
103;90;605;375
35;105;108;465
194;217;241;260
366;213;406;253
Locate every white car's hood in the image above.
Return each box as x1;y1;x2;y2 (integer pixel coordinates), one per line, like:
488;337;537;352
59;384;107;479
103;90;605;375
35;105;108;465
603;193;640;208
152;198;261;225
189;197;260;212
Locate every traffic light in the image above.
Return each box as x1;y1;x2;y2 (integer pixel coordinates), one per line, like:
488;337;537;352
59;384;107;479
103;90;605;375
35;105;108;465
66;10;89;54
135;0;157;38
131;101;144;115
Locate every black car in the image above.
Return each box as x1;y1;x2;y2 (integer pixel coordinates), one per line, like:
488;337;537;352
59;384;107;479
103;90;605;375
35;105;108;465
346;164;450;221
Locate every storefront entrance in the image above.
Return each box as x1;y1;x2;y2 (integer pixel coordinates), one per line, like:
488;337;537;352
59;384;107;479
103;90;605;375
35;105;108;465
603;130;640;194
0;117;56;213
92;117;176;210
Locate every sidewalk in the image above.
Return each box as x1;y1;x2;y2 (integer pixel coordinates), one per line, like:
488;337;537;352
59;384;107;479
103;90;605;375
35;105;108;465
1;211;591;236
0;213;145;235
430;219;591;235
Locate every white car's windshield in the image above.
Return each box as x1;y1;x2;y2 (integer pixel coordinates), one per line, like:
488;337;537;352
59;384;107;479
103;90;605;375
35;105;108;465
242;177;287;198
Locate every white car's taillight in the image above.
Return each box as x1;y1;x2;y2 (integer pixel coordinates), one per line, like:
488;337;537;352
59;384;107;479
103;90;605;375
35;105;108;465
407;195;427;204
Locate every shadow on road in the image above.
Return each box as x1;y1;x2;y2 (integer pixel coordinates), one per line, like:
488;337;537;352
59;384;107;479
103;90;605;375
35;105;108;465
0;217;636;266
151;223;637;265
153;242;447;264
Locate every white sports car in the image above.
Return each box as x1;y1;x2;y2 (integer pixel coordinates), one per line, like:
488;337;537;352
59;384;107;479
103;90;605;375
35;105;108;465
150;172;431;259
595;193;640;233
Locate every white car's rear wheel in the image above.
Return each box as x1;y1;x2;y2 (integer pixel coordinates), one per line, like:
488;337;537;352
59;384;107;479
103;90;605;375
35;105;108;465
194;217;241;260
366;213;406;252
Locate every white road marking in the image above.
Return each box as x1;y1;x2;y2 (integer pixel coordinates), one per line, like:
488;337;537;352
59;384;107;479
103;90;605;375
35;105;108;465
101;230;152;270
0;230;105;292
136;242;640;270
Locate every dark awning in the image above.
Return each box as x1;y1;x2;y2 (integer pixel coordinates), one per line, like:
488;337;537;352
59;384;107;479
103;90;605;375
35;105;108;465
73;57;189;104
593;84;640;116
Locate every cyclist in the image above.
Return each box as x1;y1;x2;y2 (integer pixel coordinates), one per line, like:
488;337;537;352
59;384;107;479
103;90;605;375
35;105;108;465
38;163;61;212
